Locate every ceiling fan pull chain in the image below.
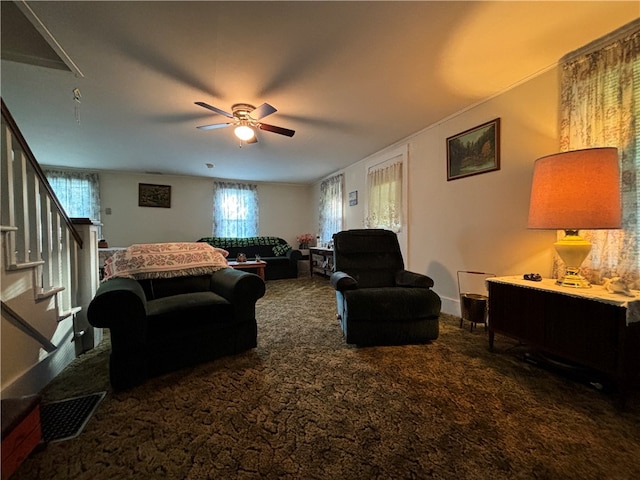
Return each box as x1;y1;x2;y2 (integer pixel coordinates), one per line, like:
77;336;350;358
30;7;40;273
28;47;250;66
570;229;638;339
73;88;82;124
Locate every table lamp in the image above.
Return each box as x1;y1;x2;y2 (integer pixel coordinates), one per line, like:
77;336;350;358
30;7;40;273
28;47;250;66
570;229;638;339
527;147;621;288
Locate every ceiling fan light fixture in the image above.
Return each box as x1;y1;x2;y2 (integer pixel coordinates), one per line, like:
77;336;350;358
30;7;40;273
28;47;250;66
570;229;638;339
196;101;293;141
234;124;255;141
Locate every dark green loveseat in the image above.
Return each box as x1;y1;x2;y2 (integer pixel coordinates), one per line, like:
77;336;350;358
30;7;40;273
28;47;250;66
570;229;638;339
198;236;302;280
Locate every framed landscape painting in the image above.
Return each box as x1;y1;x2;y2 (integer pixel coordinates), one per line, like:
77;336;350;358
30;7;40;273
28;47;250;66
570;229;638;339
138;183;171;208
446;118;500;181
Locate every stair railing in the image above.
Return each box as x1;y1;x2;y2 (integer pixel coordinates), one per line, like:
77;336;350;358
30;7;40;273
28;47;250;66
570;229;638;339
1;98;82;320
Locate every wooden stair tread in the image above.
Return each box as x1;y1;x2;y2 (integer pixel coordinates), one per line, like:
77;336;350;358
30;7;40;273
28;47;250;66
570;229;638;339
35;286;65;301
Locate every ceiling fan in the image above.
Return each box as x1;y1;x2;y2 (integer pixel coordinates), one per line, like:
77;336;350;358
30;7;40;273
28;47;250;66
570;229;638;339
195;101;295;143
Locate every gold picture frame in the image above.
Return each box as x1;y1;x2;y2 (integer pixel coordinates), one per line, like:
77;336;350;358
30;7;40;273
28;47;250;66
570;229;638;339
447;118;500;181
138;183;171;208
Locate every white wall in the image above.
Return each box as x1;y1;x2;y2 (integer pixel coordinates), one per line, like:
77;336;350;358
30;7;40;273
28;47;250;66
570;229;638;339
257;182;315;242
314;67;561;315
99;172;313;248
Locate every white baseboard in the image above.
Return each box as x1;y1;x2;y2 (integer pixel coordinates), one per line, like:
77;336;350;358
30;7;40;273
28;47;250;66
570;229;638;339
1;326;76;399
440;295;461;317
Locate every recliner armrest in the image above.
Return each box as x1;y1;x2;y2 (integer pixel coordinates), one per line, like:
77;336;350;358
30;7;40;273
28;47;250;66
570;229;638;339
395;270;435;288
330;271;358;291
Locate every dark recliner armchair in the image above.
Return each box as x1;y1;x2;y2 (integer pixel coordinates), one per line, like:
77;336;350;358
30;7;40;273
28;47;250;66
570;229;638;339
330;229;441;345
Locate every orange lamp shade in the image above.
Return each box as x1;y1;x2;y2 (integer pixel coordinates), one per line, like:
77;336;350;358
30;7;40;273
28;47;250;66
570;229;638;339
527;147;621;230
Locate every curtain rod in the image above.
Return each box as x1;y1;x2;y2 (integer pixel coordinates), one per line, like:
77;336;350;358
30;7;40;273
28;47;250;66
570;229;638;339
561;18;640;63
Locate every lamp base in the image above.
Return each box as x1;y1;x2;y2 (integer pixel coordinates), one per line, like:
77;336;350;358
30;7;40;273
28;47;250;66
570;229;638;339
554;231;592;288
556;267;591;288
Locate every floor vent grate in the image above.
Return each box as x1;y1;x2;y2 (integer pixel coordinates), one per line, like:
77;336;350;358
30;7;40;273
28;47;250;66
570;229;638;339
41;392;106;443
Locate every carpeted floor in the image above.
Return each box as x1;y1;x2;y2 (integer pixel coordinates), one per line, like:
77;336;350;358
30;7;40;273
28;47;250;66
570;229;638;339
13;276;640;479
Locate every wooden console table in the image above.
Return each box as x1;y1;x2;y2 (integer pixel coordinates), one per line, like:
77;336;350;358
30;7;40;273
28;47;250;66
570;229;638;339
487;276;640;402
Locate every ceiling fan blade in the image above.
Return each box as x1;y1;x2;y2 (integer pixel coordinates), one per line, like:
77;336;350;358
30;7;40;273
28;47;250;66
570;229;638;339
194;102;233;118
258;123;295;137
251;103;277;120
196;122;232;130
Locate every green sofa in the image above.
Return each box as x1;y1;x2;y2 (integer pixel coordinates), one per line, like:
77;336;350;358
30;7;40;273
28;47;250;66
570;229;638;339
198;236;302;280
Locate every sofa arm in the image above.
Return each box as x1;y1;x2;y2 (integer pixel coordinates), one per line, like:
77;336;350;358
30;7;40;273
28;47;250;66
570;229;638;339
286;249;302;262
395;270;435;289
210;268;266;303
87;278;147;328
330;271;359;291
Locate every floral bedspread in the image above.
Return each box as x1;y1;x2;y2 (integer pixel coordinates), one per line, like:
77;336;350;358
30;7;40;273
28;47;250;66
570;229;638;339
103;242;229;281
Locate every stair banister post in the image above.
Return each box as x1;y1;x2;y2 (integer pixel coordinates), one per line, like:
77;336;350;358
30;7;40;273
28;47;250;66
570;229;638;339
71;219;103;355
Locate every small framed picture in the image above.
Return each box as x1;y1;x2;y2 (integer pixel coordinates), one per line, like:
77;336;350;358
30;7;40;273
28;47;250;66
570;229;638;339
349;191;358;206
447;118;500;181
138;183;171;208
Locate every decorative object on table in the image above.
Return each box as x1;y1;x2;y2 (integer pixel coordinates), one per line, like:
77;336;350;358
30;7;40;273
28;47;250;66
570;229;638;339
236;252;247;262
138;183;171;208
523;273;542;281
296;233;313;249
446;118;500;181
349;191;358;206
98;239;108;248
603;276;635;297
527;147;621;288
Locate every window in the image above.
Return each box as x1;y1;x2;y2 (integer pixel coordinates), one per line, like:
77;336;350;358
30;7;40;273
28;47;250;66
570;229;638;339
212;181;258;237
365;159;402;232
318;174;343;246
559;24;639;285
43;168;101;221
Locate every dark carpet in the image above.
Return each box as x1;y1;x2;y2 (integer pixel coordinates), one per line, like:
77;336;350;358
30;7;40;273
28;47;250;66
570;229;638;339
13;276;640;479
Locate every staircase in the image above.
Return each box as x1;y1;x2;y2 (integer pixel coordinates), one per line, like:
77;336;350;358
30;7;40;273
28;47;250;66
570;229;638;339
1;99;101;399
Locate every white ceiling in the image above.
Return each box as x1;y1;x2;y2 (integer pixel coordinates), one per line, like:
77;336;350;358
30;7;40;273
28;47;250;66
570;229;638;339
1;1;638;184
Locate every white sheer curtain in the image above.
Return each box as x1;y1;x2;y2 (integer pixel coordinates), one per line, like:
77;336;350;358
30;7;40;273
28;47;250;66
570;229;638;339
558;22;639;287
365;160;402;232
212;181;259;237
43;168;101;222
318;174;343;246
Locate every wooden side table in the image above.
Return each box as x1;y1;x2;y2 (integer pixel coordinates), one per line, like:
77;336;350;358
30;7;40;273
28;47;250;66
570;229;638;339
487;276;640;405
227;260;267;280
309;247;334;277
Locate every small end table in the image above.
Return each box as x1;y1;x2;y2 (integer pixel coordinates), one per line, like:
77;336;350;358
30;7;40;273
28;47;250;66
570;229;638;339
227;260;267;280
